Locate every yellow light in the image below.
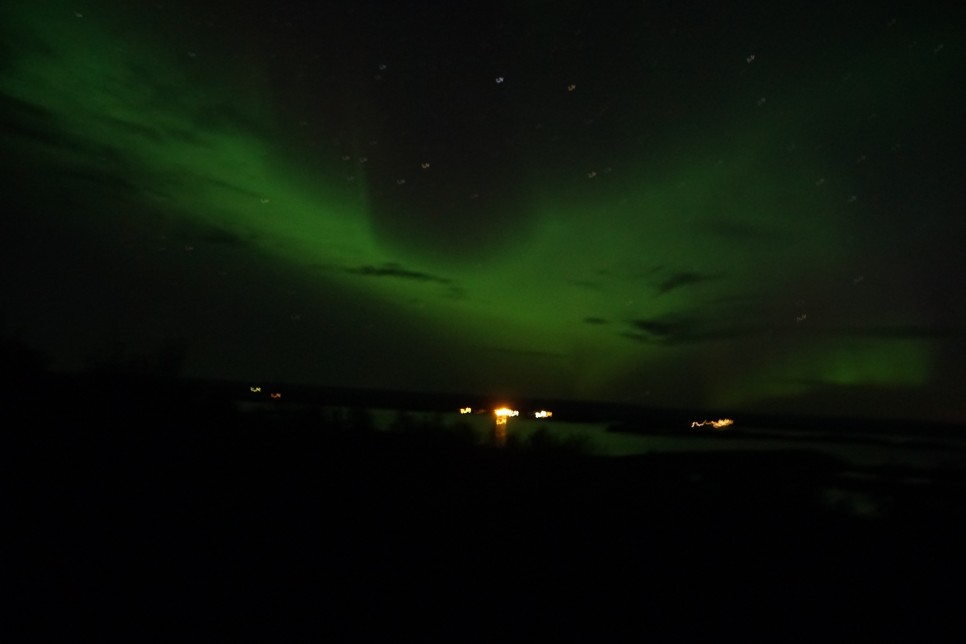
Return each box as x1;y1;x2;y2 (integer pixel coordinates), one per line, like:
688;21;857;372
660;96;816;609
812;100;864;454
691;418;734;430
534;410;553;419
459;407;472;414
492;408;517;448
250;386;262;393
495;421;507;446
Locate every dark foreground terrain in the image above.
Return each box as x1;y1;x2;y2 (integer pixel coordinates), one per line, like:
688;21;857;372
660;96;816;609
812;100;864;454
7;374;966;640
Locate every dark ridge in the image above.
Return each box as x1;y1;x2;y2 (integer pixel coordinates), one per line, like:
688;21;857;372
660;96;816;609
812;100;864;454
10;371;964;438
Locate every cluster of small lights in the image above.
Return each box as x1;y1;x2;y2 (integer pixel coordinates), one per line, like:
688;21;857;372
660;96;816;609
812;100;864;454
493;407;517;427
249;385;282;400
691;418;734;430
458;407;551;417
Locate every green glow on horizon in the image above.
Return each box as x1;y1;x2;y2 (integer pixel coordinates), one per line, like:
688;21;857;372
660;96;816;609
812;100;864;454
711;338;933;410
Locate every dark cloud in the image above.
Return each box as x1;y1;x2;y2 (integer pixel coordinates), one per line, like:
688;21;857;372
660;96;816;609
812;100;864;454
346;263;452;284
627;316;755;345
626;313;958;347
657;271;719;295
204;178;265;199
631;318;690;339
97;112;201;146
0;93;122;162
168;223;247;247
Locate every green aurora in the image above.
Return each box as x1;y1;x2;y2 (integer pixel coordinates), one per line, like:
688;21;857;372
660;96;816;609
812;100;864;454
2;1;963;420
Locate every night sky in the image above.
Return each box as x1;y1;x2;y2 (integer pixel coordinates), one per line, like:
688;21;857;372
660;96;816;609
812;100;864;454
2;0;964;422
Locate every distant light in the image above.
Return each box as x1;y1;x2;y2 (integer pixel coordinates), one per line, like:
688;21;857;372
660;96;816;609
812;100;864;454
250;386;262;393
494;408;518;426
270;392;282;400
459;407;472;414
534;410;553;419
691;418;734;430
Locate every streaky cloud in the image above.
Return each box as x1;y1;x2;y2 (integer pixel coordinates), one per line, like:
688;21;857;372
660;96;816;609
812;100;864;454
657;271;719;295
346;262;452;285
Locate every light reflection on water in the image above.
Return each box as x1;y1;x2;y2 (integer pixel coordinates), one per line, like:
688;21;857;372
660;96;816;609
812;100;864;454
366;409;966;469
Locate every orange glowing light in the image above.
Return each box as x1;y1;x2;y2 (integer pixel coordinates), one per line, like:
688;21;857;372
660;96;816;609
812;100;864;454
270;392;282;400
691;418;734;430
494;408;518;428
